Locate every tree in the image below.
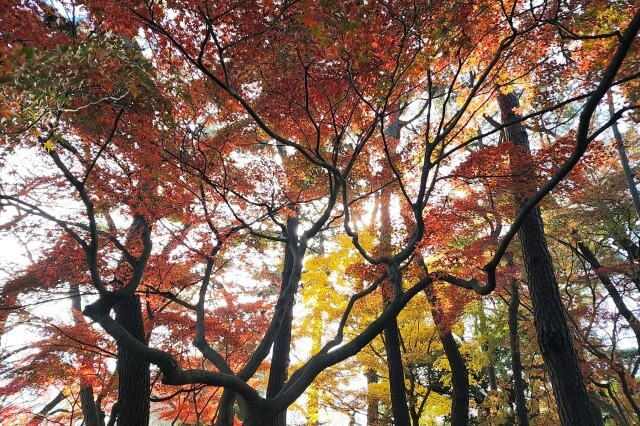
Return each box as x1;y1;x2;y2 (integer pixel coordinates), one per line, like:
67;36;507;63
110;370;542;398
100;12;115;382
497;90;594;424
2;1;640;424
425;286;469;426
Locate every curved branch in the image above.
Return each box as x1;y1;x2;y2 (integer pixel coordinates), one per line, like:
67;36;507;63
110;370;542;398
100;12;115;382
84;309;264;410
482;9;640;286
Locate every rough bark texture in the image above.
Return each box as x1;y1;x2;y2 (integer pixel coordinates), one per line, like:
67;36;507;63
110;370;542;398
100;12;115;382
215;391;237;425
113;295;150;426
508;278;529;426
427;287;469;426
80;385;102;426
383;318;411;425
265;215;299;426
499;92;595;425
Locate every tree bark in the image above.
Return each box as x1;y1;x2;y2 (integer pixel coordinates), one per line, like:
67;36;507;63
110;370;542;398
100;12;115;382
426;287;469;426
383;318;410;425
113;295;150;426
80;385;102;426
265;214;299;426
498;91;595;425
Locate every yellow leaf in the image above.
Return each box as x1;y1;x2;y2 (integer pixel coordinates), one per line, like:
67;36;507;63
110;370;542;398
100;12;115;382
130;82;139;98
43;140;55;152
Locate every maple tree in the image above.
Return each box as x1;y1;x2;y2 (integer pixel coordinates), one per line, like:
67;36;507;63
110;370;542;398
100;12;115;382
2;1;640;425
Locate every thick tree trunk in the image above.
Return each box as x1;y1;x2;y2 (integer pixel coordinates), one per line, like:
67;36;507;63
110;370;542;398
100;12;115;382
383;319;411;425
508;277;529;426
498;92;595;425
265;215;299;426
426;287;469;426
379;109;412;424
106;214;152;426
215;391;237;425
113;295;150;426
379;186;411;426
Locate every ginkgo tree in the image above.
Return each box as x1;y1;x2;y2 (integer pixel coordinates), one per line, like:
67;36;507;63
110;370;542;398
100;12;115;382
2;0;640;425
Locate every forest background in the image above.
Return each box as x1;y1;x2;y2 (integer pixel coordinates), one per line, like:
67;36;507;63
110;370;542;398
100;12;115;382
1;0;640;425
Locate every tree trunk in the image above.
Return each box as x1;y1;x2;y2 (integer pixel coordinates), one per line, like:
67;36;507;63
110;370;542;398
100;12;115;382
508;277;529;426
498;92;595;425
80;385;102;426
426;287;469;426
215;391;236;426
379;185;411;426
113;295;150;426
265;215;299;426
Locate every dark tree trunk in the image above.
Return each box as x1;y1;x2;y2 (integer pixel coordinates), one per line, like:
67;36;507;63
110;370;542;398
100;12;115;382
590;403;606;426
427;287;469;426
265;215;299;426
380;186;411;426
498;92;595;425
80;385;102;426
409;407;420;426
215;391;237;425
508;277;529;426
406;367;425;426
383;319;411;425
114;295;150;426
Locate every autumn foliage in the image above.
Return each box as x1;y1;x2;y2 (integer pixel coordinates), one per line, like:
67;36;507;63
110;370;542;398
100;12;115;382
1;0;640;425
